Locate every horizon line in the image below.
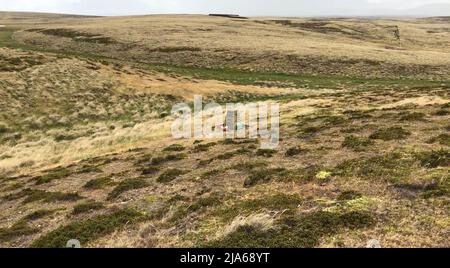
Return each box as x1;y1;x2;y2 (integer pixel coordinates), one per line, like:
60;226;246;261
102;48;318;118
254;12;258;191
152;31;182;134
1;10;448;19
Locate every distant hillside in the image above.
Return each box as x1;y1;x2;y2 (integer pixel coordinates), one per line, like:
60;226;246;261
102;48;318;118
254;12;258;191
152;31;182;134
0;11;100;25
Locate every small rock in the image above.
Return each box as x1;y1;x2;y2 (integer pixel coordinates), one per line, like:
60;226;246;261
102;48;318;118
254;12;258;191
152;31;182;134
366;239;382;248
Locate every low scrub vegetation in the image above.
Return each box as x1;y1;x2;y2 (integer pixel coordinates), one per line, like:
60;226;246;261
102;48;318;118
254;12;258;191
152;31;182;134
73;201;105;215
157;169;186;183
107;178;148;200
204;210;375;248
31;209;147;248
369;127;411;141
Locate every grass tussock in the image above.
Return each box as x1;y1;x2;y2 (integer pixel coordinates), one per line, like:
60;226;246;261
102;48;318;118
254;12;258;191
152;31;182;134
23;209;55;221
232;160;268;172
4;189;82;204
216;148;252;160
421;176;450;198
76;165;102;174
192;142;217;153
243;168;286;187
151;153;186;165
399;112;426;122
140;165;160;176
0;209;57;242
342;136;373;151
427;134;450;146
416;149;450;168
107;178;148;200
200;169;221;180
171;196;222;222
276;166;322;184
337;191;363;201
83;177;114;190
334;152;414;183
33;167;71;185
163;144;185;152
0;222;39;242
72;201;105;215
285;146;304;157
157;169;186;183
256;149;277;158
369;127;411;141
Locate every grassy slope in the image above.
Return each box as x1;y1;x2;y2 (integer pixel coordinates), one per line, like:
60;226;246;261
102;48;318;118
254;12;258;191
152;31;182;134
0;18;449;248
2;26;448;90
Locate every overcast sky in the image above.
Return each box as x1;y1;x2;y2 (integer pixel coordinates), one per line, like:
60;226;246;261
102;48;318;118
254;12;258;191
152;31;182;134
0;0;449;16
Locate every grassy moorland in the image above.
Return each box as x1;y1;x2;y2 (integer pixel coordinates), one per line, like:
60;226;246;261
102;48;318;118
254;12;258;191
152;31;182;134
0;13;448;248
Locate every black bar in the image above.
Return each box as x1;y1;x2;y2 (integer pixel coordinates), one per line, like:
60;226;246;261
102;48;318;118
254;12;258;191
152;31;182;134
0;248;447;267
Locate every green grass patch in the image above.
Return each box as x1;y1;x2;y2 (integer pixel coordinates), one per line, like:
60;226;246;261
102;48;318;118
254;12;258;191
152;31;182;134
73;201;105;215
0;221;39;242
342;135;373;151
275;166;322;183
232;160;268;172
24;190;82;204
217;148;251;160
30;209;147;248
399;112;426;122
140;165;161;176
220;139;258;145
33;167;71;185
83;177;114;190
75;165;103;174
107;178;148;200
153;63;449;90
54;134;79;142
151;153;186;165
416;149;449;168
334;152;414;183
256;149;277;158
23;209;55;221
3;189;82;204
163;144;186;152
285;146;304;157
337;191;363;201
434;109;449;116
369;127;411;141
427;134;450;146
171;196;223;222
192;142;217;153
300;126;327;136
421;176;450;198
157;169;186;183
200;169;221;180
243;168;287;187
343;110;373;120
